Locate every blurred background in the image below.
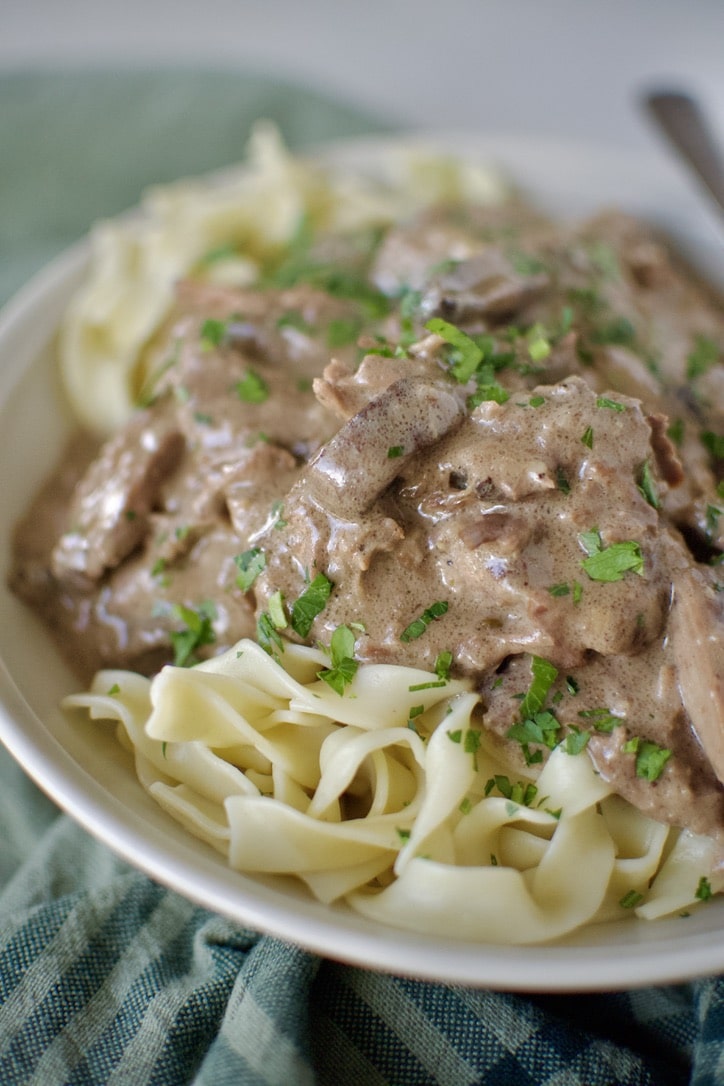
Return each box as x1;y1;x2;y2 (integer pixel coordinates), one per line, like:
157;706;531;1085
4;0;724;146
2;0;724;300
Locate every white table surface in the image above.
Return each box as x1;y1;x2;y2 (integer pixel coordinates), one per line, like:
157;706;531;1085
4;0;724;155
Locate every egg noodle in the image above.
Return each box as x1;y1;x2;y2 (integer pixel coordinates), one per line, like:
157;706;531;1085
59;123;506;435
64;640;715;943
56;128;720;943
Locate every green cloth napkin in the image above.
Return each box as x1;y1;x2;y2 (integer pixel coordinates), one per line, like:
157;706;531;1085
1;69;724;1086
0;67;390;306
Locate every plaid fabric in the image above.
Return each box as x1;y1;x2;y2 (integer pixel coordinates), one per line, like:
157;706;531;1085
2;69;724;1085
0;772;723;1086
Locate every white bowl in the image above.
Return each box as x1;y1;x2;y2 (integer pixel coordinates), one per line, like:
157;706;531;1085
1;133;723;992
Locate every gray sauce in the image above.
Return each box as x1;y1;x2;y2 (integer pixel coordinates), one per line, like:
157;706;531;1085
9;203;724;850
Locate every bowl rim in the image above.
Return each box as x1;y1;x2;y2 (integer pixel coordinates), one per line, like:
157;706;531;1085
1;130;723;993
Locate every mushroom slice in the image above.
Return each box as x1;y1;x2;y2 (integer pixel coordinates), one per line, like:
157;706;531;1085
671;568;724;783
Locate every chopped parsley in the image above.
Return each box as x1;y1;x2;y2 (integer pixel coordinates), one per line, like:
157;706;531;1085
408;679;448;692
701;430;724;461
467;383;510;408
563;726;590;755
434;651;453;681
667;418;684;446
151;557;168;581
170;601;216;667
526;324;551;363
587;241;620;280
200;318;228;349
578;707;623;733
695;876;713;902
619;890;645;909
256;611;285;654
424;317;483;383
596;396;626;413
484;775;538;807
686;335;719;381
547;581;582;603
234;548;266;591
623;736;672;781
317;625;359;695
327;317;363;348
268;590;287;630
556;466;571;494
548;582;571;597
503;651;564;764
590;316;636;346
706;504;721;541
579;530;644;582
637;460;660;509
507;710;561;756
464;728;482;768
581;425;594;449
400;601;449;643
518;656;558;720
234;369;269;404
398;288;422;347
290;573;333;638
387;445;405;459
270;500;287;530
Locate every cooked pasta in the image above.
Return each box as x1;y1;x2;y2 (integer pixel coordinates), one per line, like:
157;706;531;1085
11;131;723;946
63;640;715;944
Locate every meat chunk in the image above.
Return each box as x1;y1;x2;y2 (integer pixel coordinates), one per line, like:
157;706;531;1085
420;249;549;324
303;377;466;519
52;413;185;585
671;568;724;783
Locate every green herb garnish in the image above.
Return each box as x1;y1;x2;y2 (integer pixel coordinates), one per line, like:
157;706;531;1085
580;536;644;582
235;369;269;404
317;625;359;695
563;726;590;755
424;317;483;383
434;651;453;681
170;601;216;667
485;775;539;807
257;612;284;654
596;396;626;413
268;590;288;630
687;335;719;381
290;573;333;638
637;459;660;509
518;656;558;720
590;316;636;346
200;318;228;349
577;707;624;733
695;876;713;902
400;600;449;643
327;317;363;348
234;548;266;591
624;737;672;781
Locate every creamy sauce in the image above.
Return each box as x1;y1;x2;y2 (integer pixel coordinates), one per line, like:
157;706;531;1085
9;201;724;849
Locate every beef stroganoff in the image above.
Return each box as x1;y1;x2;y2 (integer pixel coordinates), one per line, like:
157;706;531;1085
10;127;724;943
